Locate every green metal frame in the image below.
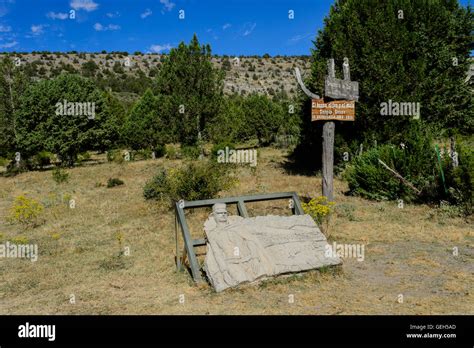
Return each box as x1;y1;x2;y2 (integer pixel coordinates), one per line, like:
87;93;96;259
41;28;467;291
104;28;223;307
174;191;304;283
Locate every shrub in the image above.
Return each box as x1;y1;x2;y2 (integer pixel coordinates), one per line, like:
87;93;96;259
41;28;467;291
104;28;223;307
31;151;54;168
143;169;168;201
129;146;165;161
302;196;335;224
153;144;165;158
344;124;438;202
132;149;153;161
8;195;44;227
52;167;69;184
4;160;28;177
165;145;180;160
107;149;128;163
438;201;465;218
344;145;405;201
0;157;9;166
344;130;473;215
77;151;91;164
440;140;473;216
181;145;201;160
302;196;335;236
107;178;124;188
143;161;237;206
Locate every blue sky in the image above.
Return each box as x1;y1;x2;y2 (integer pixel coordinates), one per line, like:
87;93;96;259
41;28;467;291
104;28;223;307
0;0;471;55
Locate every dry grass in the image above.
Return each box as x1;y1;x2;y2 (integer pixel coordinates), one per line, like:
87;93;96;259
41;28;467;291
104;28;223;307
0;148;472;314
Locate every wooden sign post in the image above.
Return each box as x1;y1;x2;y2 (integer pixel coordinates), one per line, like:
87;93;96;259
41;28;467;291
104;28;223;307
322;120;335;200
295;58;359;202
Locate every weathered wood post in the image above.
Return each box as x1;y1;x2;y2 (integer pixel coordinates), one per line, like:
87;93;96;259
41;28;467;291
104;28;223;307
322;122;335;200
322;59;336;200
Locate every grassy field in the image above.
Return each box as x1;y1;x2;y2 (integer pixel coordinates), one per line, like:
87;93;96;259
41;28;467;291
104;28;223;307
0;148;472;314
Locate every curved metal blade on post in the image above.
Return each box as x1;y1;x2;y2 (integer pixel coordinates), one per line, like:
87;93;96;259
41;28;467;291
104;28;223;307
294;67;320;99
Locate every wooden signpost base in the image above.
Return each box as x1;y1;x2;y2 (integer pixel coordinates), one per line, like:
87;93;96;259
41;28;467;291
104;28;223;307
322;121;335;201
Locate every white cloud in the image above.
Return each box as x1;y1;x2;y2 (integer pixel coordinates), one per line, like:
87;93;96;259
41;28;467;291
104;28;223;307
0;40;17;48
289;33;312;43
70;0;98;12
141;8;152;19
0;24;11;32
47;11;69;20
106;11;120;18
222;23;231;30
31;24;45;35
242;22;256;36
93;23;120;31
160;0;175;12
149;43;172;53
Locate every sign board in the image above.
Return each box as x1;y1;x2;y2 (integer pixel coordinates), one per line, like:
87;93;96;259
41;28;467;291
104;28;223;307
311;98;355;121
324;76;359;101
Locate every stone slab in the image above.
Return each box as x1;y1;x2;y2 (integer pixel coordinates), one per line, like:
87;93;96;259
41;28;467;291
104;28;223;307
203;214;341;292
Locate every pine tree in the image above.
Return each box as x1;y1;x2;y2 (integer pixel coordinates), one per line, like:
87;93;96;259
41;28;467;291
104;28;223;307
295;0;473;169
123;88;171;150
155;34;224;145
0;57;29;157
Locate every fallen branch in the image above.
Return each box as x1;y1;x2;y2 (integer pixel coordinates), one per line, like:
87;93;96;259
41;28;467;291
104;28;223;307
378;159;422;195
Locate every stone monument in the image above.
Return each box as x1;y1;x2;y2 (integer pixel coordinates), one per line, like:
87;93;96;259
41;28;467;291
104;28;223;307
203;203;341;292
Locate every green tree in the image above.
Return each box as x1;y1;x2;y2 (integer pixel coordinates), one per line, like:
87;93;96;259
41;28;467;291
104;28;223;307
0;57;29;157
95;91;125;150
209;94;297;145
241;94;284;145
14;74;119;165
154;34;224;145
296;0;473;168
123;88;171;150
208;96;246;143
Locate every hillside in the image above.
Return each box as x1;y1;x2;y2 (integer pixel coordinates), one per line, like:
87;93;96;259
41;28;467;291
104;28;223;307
1;52;312;98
